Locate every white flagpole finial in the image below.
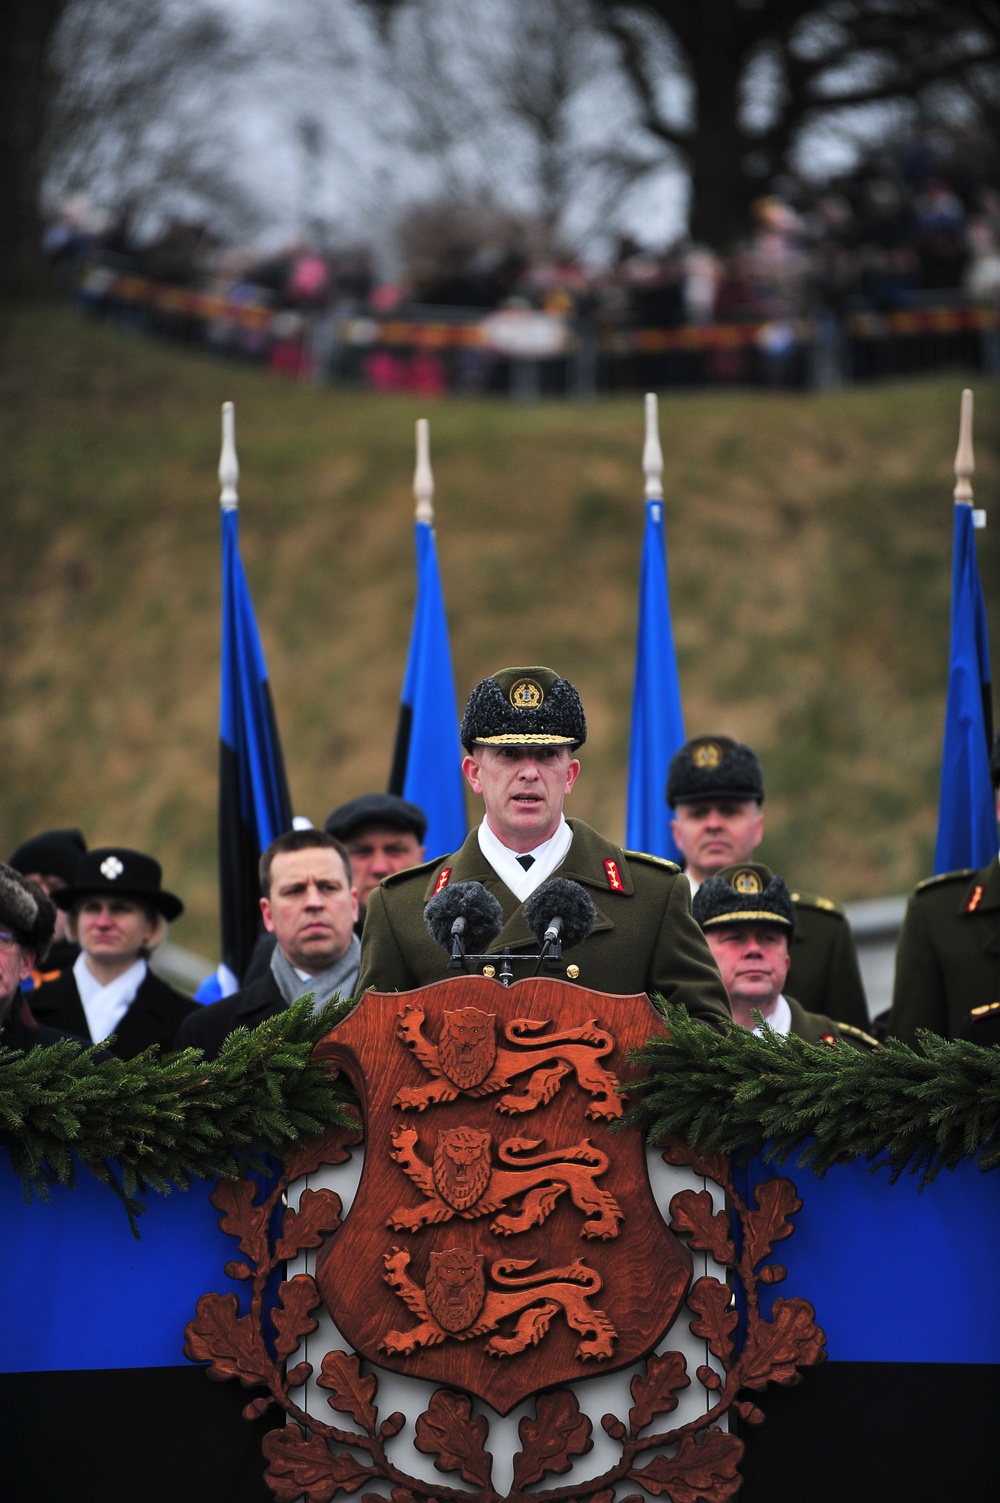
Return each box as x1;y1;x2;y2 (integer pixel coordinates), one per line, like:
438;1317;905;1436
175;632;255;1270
643;392;664;502
414;418;434;524
953;388;974;508
219;401;239;511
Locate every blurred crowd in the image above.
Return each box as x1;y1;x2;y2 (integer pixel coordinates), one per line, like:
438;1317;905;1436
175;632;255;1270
44;140;1000;391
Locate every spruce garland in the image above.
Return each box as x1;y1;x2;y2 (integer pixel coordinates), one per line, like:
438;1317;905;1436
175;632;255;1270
629;1004;1000;1183
0;996;358;1233
3;997;999;1238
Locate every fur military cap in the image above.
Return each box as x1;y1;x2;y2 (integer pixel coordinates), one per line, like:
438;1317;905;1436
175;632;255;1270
8;828;86;885
461;666;587;752
0;862;56;960
666;736;764;807
692;862;795;936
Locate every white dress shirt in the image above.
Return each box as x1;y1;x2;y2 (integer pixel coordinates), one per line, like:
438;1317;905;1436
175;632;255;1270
477;815;574;901
753;994;791;1037
73;951;148;1043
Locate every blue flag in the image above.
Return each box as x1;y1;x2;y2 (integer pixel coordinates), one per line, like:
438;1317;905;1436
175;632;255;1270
197;507;293;1000
389;520;466;861
626;496;686;861
934;503;995;873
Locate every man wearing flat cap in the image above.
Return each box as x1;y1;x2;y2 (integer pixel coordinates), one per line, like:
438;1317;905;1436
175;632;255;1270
0;862;90;1052
32;847;196;1057
667;736;868;1028
8;827;87;985
325;794;426;928
693;863;876;1048
358;667;731;1028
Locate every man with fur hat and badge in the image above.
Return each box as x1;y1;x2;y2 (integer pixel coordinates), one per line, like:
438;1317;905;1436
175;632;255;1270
693;862;877;1048
667;736;869;1028
32;847;196;1058
358;666;731;1028
0;862;90;1052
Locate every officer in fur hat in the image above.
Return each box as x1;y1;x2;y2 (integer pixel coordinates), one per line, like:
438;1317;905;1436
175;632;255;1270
0;861;90;1051
32;847;196;1057
693;863;876;1048
667;736;868;1028
358;667;731;1027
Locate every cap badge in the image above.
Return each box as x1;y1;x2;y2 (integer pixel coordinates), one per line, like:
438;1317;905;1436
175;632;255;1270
692;740;722;770
732;868;762;896
509;678;543;711
100;856;125;880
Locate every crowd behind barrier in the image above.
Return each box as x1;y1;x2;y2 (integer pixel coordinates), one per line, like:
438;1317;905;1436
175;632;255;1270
46;146;1000;396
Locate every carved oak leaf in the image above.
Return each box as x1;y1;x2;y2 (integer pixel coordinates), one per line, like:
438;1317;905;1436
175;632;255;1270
740;1296;826;1390
285;1126;361;1184
661;1137;731;1187
687;1277;739;1365
210;1178;270;1263
276;1187;344;1260
183;1291;269;1386
414;1389;492;1490
743;1179;802;1269
629;1427;744;1501
512;1389;592;1488
669;1189;735;1265
262;1427;376;1503
317;1349;378;1432
628;1349;690;1433
271;1273;323;1361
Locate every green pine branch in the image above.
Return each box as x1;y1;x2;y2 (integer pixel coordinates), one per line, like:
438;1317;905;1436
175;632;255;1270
628;1003;1000;1184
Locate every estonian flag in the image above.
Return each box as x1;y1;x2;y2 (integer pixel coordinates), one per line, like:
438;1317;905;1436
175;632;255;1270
934;497;994;874
197;407;293;1001
626;396;685;862
388;508;466;862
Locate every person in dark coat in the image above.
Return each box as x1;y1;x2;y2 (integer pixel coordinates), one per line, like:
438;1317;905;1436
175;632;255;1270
175;829;361;1062
8;827;88;985
0;861;90;1053
358;665;731;1030
666;735;869;1027
693;862;877;1049
31;847;196;1058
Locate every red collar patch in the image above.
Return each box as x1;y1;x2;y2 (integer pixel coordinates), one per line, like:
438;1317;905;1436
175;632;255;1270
966;884;985;913
604;858;624;892
431;866;452;896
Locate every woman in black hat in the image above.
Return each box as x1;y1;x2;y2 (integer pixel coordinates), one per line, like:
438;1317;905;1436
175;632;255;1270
31;847;197;1058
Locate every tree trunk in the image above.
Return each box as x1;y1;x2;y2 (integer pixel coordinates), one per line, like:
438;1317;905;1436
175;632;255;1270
0;1;69;299
679;24;760;248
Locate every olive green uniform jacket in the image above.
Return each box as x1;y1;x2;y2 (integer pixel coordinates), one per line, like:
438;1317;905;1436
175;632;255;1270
888;858;1000;1045
786;892;869;1028
358;819;732;1030
784;995;877;1050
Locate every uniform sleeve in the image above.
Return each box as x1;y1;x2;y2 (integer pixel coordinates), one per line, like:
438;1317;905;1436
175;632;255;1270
357;886;418;994
648;873;732;1029
886;894;947;1046
820;917;869;1028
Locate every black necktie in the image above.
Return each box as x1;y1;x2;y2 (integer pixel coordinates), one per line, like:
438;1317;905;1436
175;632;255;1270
516;855;535;871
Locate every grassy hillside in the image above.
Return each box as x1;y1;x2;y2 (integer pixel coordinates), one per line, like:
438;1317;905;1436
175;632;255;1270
0;304;997;959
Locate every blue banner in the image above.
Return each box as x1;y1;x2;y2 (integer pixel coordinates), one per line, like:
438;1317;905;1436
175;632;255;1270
626;497;686;861
389;521;466;862
934;504;995;874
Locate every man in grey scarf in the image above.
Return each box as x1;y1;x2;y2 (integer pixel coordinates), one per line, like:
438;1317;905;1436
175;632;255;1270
175;830;360;1061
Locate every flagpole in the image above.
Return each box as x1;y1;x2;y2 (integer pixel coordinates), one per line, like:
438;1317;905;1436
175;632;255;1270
219;401;239;511
625;393;686;861
414;417;434;523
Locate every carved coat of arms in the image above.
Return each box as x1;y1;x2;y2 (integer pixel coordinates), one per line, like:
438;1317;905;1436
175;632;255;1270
185;977;827;1503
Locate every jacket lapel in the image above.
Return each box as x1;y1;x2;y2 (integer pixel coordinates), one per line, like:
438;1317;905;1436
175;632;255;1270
963;860;1000;957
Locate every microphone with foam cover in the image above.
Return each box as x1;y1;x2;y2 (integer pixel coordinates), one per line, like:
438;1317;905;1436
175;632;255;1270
424;881;504;956
521;878;597;953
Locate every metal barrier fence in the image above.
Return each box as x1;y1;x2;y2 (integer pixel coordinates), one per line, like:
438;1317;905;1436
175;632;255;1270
77;264;1000;395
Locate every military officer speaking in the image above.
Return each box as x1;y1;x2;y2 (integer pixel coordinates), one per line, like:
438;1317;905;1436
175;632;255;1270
666;735;869;1028
889;737;1000;1046
358;666;732;1029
